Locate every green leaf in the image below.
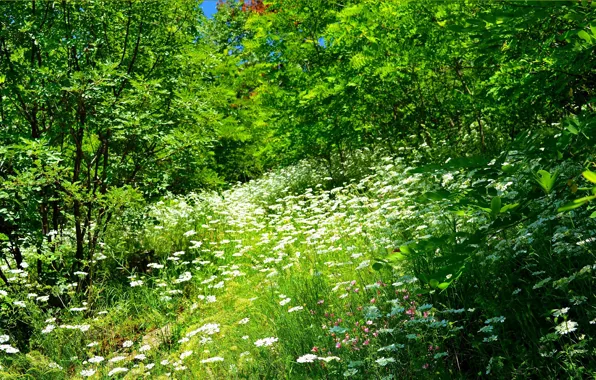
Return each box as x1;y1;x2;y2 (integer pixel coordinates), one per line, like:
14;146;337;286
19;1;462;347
387;252;406;261
424;190;451;201
557;195;596;212
437;282;451;290
535;170;558;194
591;211;596;218
502;164;516;174
429;279;440;288
582;170;596;184
578;30;592;43
0;233;8;241
566;124;579;135
372;262;384;271
399;245;413;255
491;196;502;216
500;203;519;213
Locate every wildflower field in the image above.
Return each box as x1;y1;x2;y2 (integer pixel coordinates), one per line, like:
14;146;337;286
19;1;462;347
2;146;596;378
2;0;596;378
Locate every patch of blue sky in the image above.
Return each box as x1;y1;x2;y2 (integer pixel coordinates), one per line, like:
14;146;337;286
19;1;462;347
201;0;218;19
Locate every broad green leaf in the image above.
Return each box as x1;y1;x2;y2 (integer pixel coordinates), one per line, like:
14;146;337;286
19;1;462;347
535;170;558;194
387;252;406;261
500;203;519;213
578;30;592;43
566;124;579;135
582;170;596;184
399;245;413;255
437;282;451;290
372;262;384;271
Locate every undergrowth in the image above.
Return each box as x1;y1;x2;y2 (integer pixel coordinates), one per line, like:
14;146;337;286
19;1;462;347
1;143;595;378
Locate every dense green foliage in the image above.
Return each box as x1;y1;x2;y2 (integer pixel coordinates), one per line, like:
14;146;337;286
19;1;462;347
1;0;596;378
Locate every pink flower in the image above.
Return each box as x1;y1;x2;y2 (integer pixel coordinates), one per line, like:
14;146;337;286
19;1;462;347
336;342;341;349
311;346;319;353
366;320;373;325
370;298;376;304
423;363;430;369
363;339;370;346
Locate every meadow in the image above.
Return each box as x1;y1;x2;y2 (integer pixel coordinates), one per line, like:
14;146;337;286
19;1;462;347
2;146;595;378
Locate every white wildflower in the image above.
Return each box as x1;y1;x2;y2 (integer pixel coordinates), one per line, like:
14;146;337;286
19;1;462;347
201;357;224;363
88;356;104;363
297;354;318;363
180;350;193;360
279;298;291;306
0;345;19;354
555;320;578;335
552;308;570;317
80;369;96;377
254;337;278;347
108;367;128;376
319;356;341;362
